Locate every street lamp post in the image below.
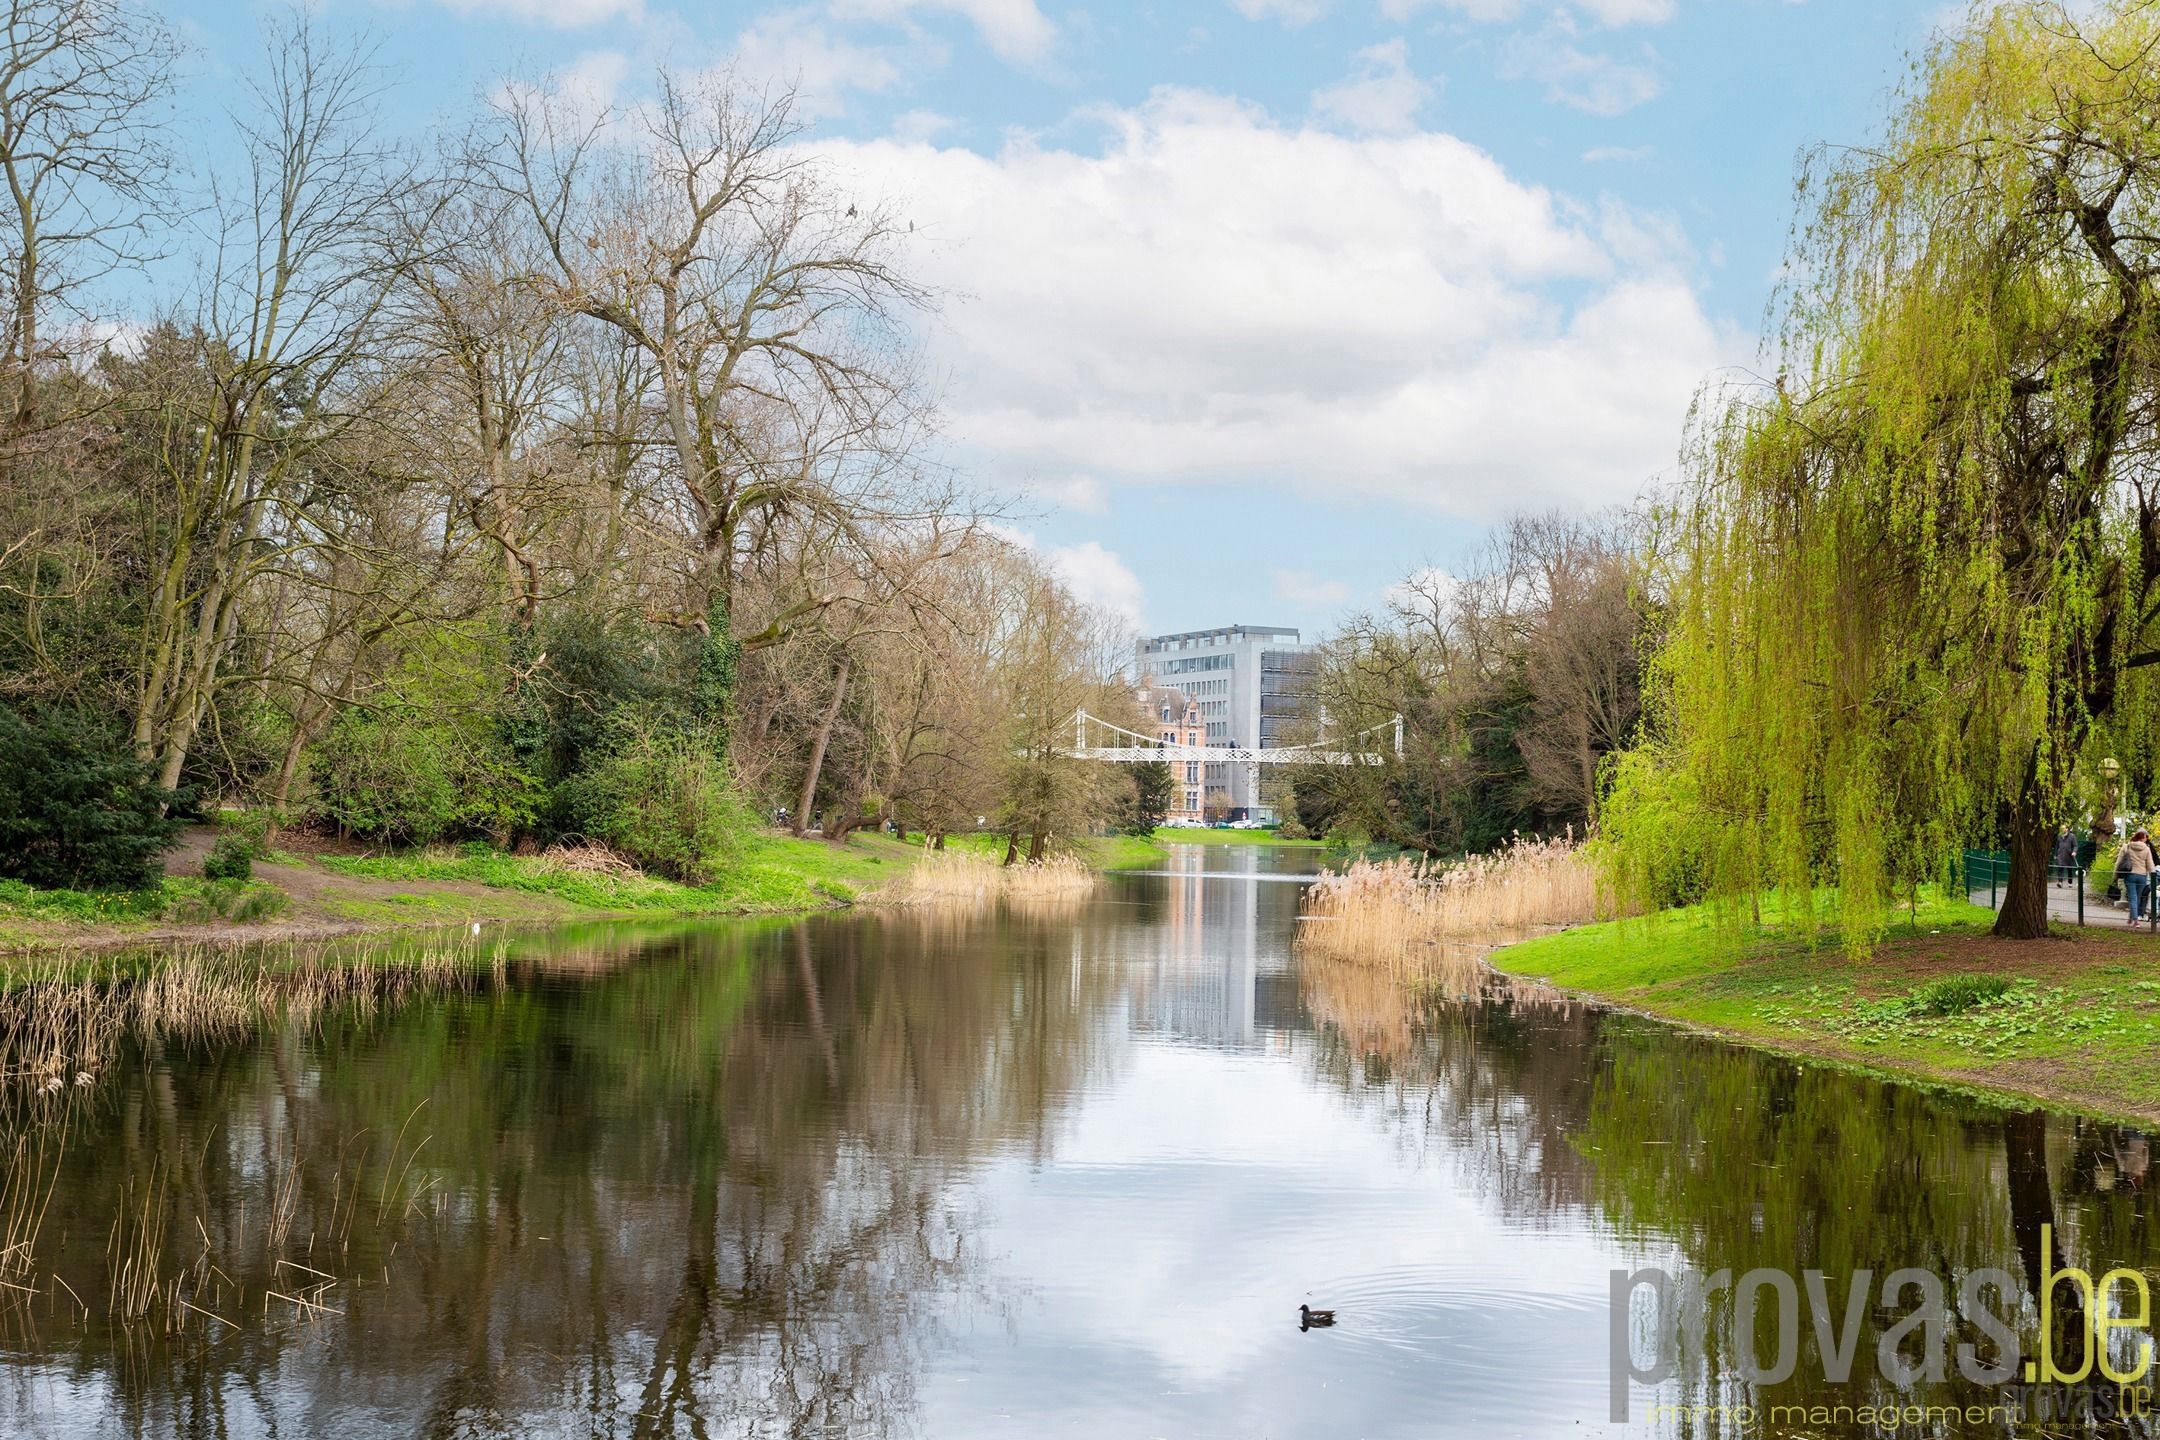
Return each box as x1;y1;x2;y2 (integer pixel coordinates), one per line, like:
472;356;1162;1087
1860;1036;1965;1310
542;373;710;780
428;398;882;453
2098;756;2123;842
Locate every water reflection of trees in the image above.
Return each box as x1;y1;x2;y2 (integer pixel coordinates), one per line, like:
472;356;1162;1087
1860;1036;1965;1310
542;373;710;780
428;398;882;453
1302;951;1604;1223
0;907;1114;1438
1305;954;2160;1437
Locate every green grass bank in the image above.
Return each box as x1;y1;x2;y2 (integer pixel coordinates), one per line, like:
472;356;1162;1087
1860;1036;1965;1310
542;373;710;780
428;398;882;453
1489;893;2160;1121
0;827;1216;955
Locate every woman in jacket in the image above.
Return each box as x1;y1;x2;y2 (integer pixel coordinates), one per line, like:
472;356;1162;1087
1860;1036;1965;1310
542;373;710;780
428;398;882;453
2123;829;2156;924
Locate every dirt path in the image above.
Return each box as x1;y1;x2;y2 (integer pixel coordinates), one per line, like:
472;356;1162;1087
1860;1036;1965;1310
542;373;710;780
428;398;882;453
4;827;590;956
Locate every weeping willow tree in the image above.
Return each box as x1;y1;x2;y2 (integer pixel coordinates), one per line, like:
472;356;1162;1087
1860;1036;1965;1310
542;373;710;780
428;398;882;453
1617;0;2160;943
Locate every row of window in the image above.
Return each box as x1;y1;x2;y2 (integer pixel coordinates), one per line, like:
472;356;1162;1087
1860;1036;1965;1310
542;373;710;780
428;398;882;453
1158;654;1232;675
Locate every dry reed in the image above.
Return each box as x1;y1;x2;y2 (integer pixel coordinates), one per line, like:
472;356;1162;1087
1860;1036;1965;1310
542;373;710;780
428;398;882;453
0;939;469;1345
0;937;490;1101
1298;835;1610;973
874;849;1097;910
538;841;642;877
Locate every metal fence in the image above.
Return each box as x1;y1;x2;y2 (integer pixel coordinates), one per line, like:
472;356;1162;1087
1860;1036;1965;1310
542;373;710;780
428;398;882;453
1962;847;2157;928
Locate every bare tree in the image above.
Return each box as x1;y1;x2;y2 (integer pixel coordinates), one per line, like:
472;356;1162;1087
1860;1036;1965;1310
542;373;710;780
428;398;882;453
482;69;937;653
391;181;583;632
1509;516;1643;821
128;17;422;789
0;0;175;440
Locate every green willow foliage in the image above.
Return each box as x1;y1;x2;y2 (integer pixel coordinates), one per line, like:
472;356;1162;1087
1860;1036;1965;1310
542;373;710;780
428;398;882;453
1611;0;2160;945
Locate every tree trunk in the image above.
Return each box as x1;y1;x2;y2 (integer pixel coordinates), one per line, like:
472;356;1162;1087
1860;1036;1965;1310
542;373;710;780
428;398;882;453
1001;828;1020;867
791;655;851;838
1993;789;2053;940
1027;830;1046;862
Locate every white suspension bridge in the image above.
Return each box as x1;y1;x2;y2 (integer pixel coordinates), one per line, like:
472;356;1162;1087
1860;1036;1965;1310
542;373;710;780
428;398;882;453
1064;710;1403;796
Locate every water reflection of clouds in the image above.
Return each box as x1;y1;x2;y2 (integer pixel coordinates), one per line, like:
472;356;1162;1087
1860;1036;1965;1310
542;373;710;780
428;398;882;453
923;1040;1622;1434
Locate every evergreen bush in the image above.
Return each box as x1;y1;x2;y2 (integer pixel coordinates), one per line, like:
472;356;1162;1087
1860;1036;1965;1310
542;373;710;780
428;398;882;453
0;707;183;890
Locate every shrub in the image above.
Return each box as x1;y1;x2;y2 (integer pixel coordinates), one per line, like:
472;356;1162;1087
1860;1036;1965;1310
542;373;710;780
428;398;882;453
556;716;747;882
203;834;255;881
1915;973;2011;1016
311;708;535;845
1323;823;1373;855
164;877;288;924
0;706;183;890
1277;817;1309;840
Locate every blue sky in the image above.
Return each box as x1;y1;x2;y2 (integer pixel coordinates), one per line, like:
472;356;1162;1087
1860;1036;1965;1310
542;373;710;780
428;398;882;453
166;0;1955;638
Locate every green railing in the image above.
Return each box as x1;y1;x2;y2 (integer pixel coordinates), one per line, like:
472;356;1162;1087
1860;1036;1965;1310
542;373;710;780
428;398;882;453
1960;848;2009;899
1960;846;2138;927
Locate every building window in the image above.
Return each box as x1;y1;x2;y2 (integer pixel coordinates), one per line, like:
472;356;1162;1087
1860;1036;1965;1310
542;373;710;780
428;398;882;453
1185;761;1199;783
1185;789;1199;811
1160;705;1172;721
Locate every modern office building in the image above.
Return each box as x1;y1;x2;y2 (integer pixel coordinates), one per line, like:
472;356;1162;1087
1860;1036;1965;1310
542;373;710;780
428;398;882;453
1135;624;1317;820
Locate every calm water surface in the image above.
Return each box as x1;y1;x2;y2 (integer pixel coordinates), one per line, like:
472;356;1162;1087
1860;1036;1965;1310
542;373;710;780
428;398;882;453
2;845;2155;1437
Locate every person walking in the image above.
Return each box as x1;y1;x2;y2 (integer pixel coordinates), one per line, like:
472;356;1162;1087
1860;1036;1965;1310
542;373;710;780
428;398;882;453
2054;826;2077;886
2124;829;2156;924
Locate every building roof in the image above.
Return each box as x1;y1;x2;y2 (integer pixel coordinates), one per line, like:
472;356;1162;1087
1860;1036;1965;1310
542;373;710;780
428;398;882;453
1140;624;1302;646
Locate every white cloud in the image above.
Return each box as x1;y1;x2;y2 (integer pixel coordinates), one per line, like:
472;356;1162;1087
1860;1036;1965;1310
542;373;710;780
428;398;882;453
490;48;631;133
1582;143;1653;163
1230;0;1330;25
734;9;904;118
991;525;1147;627
815;89;1727;518
1270;569;1352;609
1046;540;1147;630
427;0;642;25
1312;38;1434;136
830;0;1057;63
1507;32;1663;115
1381;0;1521;20
1573;0;1675;22
890;108;959;143
1038;474;1109;513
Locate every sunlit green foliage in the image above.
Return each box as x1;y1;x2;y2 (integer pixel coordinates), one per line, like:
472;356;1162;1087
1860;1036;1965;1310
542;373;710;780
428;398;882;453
554;714;750;882
1492;892;2160;1113
1621;0;2160;945
309;639;539;845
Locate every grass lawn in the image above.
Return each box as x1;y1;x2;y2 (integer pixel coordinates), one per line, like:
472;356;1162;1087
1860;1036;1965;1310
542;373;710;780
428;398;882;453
871;830;1171;869
0;821;1312;956
0;875;290;949
317;831;921;916
1154;828;1323;848
1490;891;2160;1119
0;830;930;954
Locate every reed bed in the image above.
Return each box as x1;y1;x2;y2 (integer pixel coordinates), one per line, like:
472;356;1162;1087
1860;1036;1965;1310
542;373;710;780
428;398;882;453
0;1095;436;1344
1298;836;1609;973
874;849;1097;910
0;937;494;1101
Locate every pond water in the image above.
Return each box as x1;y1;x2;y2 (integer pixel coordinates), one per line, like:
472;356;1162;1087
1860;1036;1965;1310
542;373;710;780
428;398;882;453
2;844;2156;1437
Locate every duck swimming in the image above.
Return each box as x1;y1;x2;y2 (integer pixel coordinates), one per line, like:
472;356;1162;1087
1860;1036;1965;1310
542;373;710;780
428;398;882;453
1299;1304;1335;1331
